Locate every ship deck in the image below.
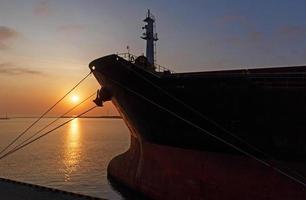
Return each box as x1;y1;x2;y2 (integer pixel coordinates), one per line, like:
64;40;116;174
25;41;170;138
172;65;306;77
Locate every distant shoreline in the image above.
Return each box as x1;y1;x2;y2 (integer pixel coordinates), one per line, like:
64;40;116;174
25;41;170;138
2;116;122;119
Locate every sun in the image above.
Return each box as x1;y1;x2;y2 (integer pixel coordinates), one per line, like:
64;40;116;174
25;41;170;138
71;95;80;103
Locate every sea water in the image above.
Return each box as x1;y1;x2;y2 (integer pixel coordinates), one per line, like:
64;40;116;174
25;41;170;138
0;118;130;199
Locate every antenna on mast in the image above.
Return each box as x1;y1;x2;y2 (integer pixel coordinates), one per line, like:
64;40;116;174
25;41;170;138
141;9;158;66
127;45;130;60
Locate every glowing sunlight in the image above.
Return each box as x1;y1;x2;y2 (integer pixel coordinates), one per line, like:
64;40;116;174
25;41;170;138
63;118;81;182
71;95;80;104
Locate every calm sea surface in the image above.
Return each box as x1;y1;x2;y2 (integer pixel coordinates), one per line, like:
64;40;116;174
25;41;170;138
0;118;130;199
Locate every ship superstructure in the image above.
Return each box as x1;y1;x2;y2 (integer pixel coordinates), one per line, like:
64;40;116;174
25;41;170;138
141;9;158;65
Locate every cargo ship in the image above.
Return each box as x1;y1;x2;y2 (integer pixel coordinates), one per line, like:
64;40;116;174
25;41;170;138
90;10;306;200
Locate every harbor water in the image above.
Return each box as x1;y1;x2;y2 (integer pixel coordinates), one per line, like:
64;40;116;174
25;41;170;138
0;118;130;199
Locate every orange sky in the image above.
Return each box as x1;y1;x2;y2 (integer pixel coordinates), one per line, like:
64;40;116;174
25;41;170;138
1;0;306;117
0;69;118;117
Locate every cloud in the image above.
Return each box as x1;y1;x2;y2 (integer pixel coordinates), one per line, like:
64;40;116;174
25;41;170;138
218;15;246;23
216;15;253;29
57;24;86;33
33;0;51;17
249;31;263;42
213;15;266;48
0;63;44;76
215;31;264;47
0;26;19;50
279;25;306;38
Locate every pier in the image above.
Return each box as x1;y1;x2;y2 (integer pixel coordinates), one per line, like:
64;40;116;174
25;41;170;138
0;177;104;200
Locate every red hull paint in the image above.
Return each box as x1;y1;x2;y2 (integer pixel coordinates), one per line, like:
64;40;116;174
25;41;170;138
106;98;306;199
108;136;306;200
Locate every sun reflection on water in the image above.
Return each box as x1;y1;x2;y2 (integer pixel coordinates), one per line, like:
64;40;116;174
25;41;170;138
63;118;81;182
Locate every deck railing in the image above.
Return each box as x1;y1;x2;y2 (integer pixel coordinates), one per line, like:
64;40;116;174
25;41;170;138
116;53;174;74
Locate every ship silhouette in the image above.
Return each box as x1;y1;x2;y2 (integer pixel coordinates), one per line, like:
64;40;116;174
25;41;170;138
90;10;306;200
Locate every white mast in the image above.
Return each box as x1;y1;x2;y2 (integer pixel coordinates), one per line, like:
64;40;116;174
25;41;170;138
141;9;158;65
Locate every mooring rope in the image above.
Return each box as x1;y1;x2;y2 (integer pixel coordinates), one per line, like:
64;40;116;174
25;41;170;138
127;62;271;157
105;75;306;187
0;106;97;160
125;63;306;182
0;72;92;157
8;91;96;154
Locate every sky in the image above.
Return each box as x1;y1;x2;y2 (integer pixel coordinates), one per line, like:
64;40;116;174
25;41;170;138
1;0;306;116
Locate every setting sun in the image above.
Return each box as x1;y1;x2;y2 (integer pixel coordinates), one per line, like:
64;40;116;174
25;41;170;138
71;95;80;103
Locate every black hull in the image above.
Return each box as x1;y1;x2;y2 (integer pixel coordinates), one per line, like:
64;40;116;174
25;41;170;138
91;54;306;162
90;54;306;199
